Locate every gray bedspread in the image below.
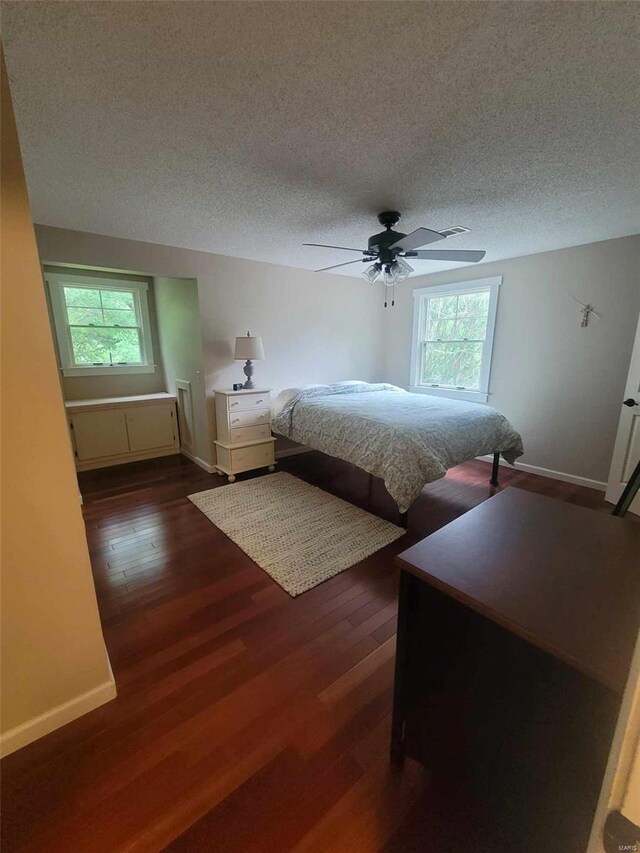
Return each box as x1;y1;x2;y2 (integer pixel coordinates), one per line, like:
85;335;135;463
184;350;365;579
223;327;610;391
272;382;524;512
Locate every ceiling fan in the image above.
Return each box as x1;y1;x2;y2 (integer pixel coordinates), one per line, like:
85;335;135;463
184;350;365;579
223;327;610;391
304;211;486;286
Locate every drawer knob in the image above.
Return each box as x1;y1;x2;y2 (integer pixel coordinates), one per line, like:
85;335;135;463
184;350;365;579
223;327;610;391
231;401;239;406
232;418;240;423
257;399;264;404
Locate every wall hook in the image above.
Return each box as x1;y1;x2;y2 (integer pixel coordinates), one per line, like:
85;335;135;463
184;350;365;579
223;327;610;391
570;295;601;327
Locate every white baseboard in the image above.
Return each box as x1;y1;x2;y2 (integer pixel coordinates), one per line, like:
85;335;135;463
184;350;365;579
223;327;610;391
180;448;216;473
0;674;117;758
275;445;312;459
476;455;607;492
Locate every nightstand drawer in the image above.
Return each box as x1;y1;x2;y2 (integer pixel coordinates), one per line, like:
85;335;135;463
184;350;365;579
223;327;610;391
227;408;270;429
229;424;270;444
226;392;270;412
216;441;275;473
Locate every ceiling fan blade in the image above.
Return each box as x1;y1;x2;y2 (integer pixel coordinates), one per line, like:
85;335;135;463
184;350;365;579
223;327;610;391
406;249;486;263
315;259;365;272
304;243;368;254
389;228;447;251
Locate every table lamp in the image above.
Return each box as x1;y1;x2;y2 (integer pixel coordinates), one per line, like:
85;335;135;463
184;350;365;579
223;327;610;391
234;332;265;389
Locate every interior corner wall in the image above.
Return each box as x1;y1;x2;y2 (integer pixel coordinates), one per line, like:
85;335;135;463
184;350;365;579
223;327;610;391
153;276;212;466
42;264;166;401
33;225;386;451
382;235;640;486
1;57;115;756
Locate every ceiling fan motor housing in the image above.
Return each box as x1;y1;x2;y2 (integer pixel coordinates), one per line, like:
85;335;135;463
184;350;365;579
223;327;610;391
368;230;406;262
368;212;406;263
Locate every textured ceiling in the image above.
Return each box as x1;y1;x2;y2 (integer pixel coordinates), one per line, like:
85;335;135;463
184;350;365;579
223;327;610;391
2;1;640;275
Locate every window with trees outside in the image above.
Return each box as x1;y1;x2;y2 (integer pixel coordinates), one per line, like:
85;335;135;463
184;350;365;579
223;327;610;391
410;277;501;403
47;273;156;376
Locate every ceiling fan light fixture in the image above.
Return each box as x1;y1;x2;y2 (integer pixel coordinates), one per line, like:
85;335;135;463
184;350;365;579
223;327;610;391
395;256;414;275
383;264;396;287
362;262;382;283
393;257;413;281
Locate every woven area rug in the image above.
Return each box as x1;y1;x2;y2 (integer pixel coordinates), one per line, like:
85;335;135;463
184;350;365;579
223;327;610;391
188;471;404;596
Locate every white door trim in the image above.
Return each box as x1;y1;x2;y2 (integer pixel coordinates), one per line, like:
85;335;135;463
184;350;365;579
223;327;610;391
587;630;640;852
605;311;640;513
175;379;195;454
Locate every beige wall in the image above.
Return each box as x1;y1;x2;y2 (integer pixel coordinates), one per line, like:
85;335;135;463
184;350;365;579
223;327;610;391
42;264;166;401
1;59;114;754
154;277;211;464
382;236;640;486
34;225;385;461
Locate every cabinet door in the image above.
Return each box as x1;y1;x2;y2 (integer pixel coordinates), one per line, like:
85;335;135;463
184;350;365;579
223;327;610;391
71;410;129;461
125;404;177;452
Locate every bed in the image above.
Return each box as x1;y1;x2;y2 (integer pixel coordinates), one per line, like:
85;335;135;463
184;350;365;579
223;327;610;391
272;382;524;516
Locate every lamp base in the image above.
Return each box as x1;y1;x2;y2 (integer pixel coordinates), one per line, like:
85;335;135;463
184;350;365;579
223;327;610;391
242;359;255;389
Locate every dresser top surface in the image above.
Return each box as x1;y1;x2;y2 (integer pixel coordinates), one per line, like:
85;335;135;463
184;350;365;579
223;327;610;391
396;487;640;694
214;388;271;395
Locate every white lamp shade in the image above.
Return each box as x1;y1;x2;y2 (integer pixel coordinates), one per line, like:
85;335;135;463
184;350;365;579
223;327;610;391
234;335;265;360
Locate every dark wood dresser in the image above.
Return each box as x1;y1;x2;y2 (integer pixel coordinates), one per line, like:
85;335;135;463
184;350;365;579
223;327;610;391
391;488;640;853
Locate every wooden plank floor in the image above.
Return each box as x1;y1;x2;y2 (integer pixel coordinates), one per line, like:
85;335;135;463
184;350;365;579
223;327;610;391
0;452;616;852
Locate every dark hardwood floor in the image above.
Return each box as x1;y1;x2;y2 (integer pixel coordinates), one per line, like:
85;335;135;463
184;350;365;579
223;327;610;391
0;452;620;852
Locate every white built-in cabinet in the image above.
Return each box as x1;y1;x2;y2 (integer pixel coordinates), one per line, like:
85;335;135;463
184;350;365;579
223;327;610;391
66;393;179;471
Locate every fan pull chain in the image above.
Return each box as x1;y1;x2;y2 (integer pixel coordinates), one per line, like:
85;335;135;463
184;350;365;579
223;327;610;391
392;283;395;307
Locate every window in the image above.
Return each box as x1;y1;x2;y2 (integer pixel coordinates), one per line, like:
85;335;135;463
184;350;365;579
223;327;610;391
410;277;501;402
47;273;156;376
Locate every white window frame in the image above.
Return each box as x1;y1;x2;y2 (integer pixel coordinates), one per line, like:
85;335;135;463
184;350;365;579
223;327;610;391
46;273;156;377
410;276;501;403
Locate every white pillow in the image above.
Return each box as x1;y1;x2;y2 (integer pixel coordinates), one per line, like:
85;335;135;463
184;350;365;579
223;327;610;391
271;384;327;416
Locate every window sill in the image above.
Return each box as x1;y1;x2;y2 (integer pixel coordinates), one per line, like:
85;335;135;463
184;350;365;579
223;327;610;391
409;385;489;404
62;365;156;377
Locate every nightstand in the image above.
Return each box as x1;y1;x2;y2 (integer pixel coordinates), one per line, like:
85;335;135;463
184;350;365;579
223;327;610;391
213;388;276;482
